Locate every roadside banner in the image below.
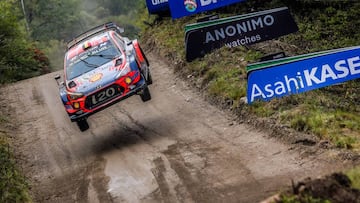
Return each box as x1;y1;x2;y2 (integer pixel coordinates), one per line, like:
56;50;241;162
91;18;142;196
146;0;169;14
169;0;245;19
185;7;298;61
246;46;360;104
259;52;286;62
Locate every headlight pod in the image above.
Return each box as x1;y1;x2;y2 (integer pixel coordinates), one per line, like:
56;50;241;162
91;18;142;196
67;91;84;100
115;63;131;79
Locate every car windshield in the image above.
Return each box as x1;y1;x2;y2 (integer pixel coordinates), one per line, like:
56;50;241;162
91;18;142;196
66;39;121;80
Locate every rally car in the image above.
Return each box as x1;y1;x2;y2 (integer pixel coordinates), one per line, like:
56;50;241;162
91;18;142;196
55;22;152;131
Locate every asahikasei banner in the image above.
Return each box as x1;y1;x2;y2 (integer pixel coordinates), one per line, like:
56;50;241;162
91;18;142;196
169;0;245;19
185;7;298;61
246;46;360;103
146;0;169;14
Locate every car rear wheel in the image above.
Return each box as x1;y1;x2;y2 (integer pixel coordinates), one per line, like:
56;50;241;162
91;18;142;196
140;86;151;102
76;119;89;131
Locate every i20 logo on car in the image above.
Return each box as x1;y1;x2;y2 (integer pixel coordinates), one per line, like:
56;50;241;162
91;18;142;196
55;22;153;131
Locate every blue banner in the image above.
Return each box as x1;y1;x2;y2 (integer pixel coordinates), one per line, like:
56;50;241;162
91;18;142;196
247;46;360;103
169;0;246;19
146;0;169;14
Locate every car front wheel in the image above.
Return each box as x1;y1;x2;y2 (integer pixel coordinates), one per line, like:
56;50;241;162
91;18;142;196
76;119;89;131
140;86;151;102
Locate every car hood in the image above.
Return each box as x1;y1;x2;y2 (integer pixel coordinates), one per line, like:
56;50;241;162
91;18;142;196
67;60;121;95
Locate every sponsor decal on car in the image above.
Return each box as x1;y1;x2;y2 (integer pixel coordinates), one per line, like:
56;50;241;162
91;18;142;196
89;73;103;83
246;46;360;103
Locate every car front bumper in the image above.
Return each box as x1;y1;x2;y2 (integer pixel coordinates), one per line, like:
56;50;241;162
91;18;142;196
69;79;147;122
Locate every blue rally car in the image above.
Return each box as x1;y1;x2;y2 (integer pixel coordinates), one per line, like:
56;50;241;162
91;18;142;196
55;22;152;131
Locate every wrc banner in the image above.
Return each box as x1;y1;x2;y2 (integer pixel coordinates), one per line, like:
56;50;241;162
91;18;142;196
246;46;360;104
185;7;298;61
169;0;246;19
146;0;169;14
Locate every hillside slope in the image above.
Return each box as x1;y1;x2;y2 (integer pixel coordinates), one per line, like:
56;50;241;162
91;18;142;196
138;0;360;150
138;1;360;201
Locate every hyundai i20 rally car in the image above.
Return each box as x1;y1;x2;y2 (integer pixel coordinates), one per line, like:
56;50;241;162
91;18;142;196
55;22;152;131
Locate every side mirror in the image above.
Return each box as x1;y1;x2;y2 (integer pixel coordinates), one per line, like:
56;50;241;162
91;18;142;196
115;58;123;66
54;74;63;86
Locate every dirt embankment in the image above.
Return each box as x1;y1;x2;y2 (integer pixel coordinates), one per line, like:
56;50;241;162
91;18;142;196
0;50;358;202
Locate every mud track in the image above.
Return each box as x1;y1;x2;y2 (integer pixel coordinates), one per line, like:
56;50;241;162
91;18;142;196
0;52;349;202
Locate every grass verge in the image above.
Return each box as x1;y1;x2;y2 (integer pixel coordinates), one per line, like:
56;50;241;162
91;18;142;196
346;166;360;190
0;116;30;202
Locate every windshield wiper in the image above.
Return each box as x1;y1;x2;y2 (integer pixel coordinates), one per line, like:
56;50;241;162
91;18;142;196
79;57;98;68
87;54;118;59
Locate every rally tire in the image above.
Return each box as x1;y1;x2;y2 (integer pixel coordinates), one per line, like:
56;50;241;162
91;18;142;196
147;71;153;85
140;86;151;102
76;119;89;132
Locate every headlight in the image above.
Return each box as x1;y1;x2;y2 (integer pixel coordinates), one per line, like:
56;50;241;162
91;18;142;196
115;63;131;79
67;91;84;100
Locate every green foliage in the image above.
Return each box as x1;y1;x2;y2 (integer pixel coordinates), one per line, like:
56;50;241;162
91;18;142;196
0;135;31;202
281;1;360;52
249;101;275;117
28;0;82;41
208;66;246;102
276;91;360;149
0;98;30;202
27;0;143;41
101;0;141;16
36;40;66;71
141;16;187;58
346;166;360;190
0;0;49;83
279;194;331;203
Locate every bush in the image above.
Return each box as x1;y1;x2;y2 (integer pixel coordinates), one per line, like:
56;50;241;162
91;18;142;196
0;0;49;83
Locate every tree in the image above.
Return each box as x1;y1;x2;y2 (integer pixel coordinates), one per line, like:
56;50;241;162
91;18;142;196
0;0;49;83
28;0;82;41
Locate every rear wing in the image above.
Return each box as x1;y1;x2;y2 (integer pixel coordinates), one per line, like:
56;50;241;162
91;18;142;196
66;22;124;50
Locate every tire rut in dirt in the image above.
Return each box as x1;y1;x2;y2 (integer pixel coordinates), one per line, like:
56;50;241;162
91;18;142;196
160;140;269;203
31;158;112;203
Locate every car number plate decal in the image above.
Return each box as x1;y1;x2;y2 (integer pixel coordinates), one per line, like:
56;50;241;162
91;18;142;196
85;85;123;109
91;87;116;105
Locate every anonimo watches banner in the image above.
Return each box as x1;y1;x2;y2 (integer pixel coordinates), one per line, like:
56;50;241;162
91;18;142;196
146;0;169;14
185;7;298;61
169;0;245;19
246;46;360;104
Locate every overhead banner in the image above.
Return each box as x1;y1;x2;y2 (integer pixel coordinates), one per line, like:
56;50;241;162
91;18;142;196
185;7;298;61
246;46;360;104
146;0;169;14
169;0;246;19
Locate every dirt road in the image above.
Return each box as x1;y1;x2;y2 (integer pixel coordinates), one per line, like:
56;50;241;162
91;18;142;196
0;52;346;202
